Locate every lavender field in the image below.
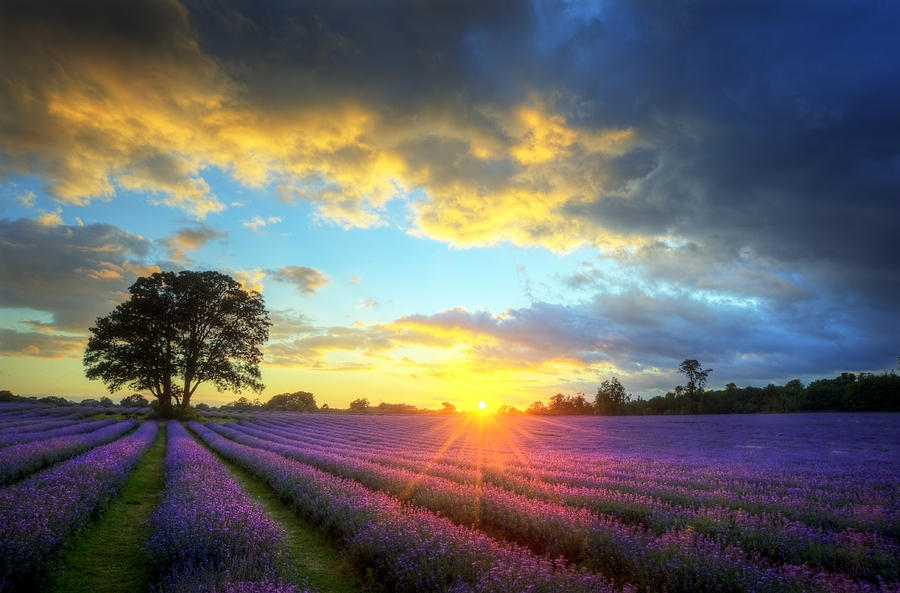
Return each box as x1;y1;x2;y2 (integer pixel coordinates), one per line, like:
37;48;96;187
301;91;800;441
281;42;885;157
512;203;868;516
0;404;897;593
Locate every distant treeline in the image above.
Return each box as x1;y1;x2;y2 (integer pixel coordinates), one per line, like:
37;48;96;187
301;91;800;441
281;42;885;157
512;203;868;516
5;370;897;416
527;372;900;416
0;390;146;408
220;394;439;415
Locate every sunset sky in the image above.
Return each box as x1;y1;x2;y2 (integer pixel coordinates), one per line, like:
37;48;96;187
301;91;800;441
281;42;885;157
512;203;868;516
1;1;898;409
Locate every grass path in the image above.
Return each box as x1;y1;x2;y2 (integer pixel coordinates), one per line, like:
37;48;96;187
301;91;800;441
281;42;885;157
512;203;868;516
47;421;167;593
202;433;379;593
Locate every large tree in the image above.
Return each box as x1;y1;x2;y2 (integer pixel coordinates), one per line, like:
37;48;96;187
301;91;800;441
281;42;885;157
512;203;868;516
84;270;270;417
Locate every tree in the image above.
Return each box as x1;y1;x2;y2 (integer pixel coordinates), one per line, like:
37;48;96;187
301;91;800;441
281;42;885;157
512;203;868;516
546;392;593;415
497;403;522;415
440;401;457;413
375;401;418;414
84;270;270;418
678;359;712;396
526;400;547;415
265;391;317;412
595;377;629;415
120;393;150;408
221;396;263;411
349;397;370;413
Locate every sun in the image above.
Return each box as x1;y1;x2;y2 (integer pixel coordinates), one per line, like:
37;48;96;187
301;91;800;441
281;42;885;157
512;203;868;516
477;401;487;410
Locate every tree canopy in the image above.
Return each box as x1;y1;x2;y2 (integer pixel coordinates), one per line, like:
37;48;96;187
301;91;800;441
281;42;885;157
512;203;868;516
348;397;370;412
83;270;270;418
678;359;713;396
594;377;630;415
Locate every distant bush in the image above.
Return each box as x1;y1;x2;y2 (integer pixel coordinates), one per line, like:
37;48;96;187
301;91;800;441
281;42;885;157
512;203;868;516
264;391;317;412
120;393;150;408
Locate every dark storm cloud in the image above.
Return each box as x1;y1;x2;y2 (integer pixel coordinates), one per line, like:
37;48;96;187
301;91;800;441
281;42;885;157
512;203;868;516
559;1;900;307
182;0;536;108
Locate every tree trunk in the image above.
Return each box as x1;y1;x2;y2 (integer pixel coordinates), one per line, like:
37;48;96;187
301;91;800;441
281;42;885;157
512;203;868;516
158;393;174;418
159;376;174;419
181;375;193;410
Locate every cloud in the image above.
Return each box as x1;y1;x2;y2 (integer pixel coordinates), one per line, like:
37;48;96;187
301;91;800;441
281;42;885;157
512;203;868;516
161;224;226;262
0;217;155;331
266;266;328;295
356;298;377;309
0;0;228;217
17;191;36;208
35;208;63;227
0;0;641;245
242;216;282;232
266;325;393;369
117;152;222;218
0;328;85;358
233;268;265;293
264;286;897;396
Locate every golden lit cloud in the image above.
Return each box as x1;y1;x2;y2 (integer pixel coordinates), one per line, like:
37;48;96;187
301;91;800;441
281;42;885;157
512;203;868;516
233;268;265;293
510;107;577;165
81;261;125;281
36;209;63;227
0;6;646;250
263;304;614;400
242;216;282;232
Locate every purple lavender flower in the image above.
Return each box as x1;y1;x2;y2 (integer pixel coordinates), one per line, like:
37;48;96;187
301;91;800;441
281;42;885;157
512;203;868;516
0;417;118;447
207;413;900;593
146;421;296;593
0;419;139;485
190;421;619;593
0;420;158;590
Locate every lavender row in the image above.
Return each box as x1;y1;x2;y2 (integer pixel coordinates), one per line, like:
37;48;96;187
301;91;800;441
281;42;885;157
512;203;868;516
243;416;898;537
215;420;899;592
0;418;76;434
0;418;118;447
0;419;139;485
146;421;299;593
190;421;618;593
229;419;899;580
0;421;158;591
0;409;88;431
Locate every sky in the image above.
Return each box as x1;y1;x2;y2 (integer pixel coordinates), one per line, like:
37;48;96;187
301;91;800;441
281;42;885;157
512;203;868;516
0;0;898;409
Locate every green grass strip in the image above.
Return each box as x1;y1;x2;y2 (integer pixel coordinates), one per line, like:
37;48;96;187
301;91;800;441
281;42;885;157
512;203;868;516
47;421;167;593
201;432;377;593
